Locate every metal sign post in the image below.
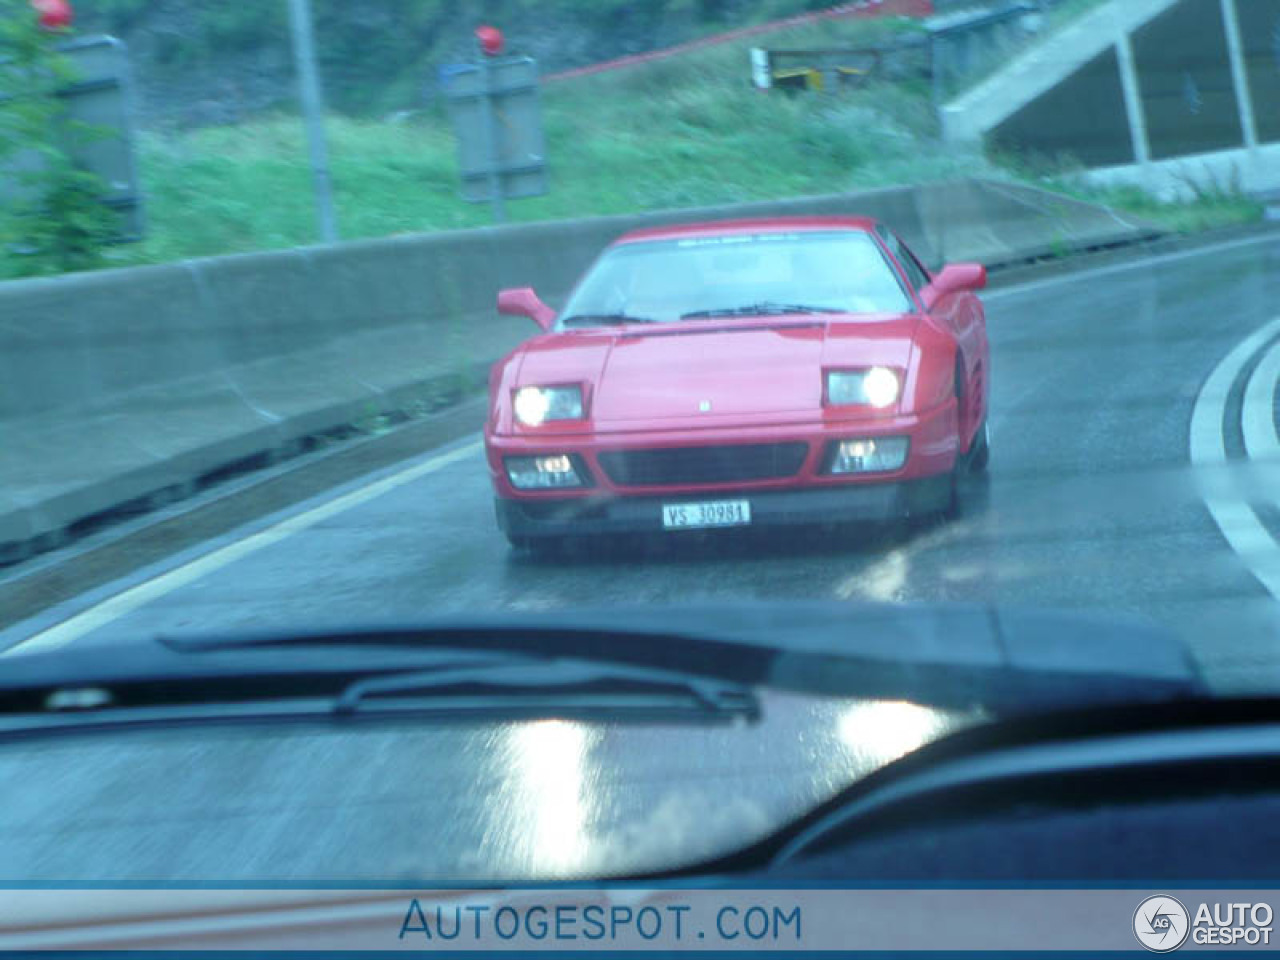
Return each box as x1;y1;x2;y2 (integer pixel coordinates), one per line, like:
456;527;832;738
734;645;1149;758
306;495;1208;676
478;54;506;223
442;31;546;222
286;0;338;244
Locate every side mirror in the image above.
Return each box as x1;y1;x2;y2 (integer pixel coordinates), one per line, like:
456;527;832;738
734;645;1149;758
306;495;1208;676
921;263;987;310
497;287;556;332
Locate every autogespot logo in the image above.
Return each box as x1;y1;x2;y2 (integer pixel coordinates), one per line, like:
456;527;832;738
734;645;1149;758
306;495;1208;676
1134;896;1190;953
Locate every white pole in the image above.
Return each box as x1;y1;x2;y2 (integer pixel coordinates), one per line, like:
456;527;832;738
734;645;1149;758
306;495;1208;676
1220;0;1258;154
1114;31;1151;167
287;0;339;243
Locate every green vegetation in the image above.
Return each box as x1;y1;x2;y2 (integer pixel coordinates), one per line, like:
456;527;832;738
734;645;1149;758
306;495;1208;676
107;15;989;267
1062;183;1265;235
75;0;877;117
9;2;1265;276
993;138;1264;238
0;0;119;277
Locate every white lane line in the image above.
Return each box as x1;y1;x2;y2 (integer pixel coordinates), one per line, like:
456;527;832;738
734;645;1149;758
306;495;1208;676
985;230;1279;302
1242;338;1280;461
4;441;484;657
1189;317;1280;602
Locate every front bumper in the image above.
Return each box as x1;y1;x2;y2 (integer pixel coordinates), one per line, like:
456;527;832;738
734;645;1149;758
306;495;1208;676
488;403;959;539
495;476;952;539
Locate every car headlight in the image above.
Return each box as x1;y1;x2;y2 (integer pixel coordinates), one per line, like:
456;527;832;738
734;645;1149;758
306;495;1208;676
827;437;910;474
513;385;584;426
505;454;587;489
827;368;901;409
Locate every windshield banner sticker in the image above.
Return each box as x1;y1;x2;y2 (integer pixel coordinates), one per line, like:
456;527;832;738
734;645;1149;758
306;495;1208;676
675;234;801;247
3;889;1280;951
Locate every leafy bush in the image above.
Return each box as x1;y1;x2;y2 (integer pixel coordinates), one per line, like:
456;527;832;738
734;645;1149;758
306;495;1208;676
0;0;119;277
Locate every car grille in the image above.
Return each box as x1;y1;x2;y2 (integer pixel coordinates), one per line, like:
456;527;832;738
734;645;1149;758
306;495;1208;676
597;443;809;487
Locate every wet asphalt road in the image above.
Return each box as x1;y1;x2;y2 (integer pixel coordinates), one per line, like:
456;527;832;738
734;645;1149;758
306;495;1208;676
5;236;1280;692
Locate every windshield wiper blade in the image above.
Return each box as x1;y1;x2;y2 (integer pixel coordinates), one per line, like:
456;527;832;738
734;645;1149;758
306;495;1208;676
681;302;845;319
3;628;762;728
560;313;659;328
333;659;759;722
0;653;759;733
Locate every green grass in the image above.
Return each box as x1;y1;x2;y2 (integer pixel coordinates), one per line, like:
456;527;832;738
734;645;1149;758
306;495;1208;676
1057;183;1266;235
70;9;1262;273
105;16;994;267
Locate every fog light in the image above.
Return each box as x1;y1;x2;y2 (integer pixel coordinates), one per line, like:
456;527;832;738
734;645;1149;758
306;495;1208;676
506;455;585;489
829;437;909;474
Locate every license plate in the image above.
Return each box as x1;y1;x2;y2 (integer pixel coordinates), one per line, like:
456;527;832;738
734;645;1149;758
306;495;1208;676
662;500;752;530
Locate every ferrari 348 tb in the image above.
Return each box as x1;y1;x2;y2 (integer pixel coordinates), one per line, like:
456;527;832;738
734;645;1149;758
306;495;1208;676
485;217;989;550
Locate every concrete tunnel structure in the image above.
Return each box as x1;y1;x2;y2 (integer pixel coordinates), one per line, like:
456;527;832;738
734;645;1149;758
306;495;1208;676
943;0;1280;199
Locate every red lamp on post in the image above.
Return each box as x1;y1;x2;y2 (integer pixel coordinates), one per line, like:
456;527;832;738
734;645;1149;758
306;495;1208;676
31;0;74;30
475;24;504;58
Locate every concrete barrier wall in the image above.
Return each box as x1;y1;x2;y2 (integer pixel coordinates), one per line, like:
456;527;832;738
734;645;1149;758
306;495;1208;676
0;178;1157;561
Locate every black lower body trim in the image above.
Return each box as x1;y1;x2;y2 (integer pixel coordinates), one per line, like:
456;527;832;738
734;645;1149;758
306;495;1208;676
495;476;953;540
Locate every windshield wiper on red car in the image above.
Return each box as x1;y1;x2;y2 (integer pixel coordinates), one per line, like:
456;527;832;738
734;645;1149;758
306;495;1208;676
681;302;845;319
560;312;660;328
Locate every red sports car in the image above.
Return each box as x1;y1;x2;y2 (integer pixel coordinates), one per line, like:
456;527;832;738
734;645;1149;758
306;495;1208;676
485;216;989;549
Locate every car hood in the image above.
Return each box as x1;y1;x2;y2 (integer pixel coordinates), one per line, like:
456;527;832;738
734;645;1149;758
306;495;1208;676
515;315;920;428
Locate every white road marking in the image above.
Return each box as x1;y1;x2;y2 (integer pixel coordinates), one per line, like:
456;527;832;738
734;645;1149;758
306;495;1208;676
4;441;483;657
1242;338;1280;461
1189;317;1280;602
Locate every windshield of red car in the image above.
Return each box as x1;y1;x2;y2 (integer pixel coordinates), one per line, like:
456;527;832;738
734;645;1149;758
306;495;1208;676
559;231;914;325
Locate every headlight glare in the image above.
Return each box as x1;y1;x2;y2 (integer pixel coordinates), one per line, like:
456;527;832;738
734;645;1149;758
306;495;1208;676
826;368;901;409
863;366;900;409
513;385;584;426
